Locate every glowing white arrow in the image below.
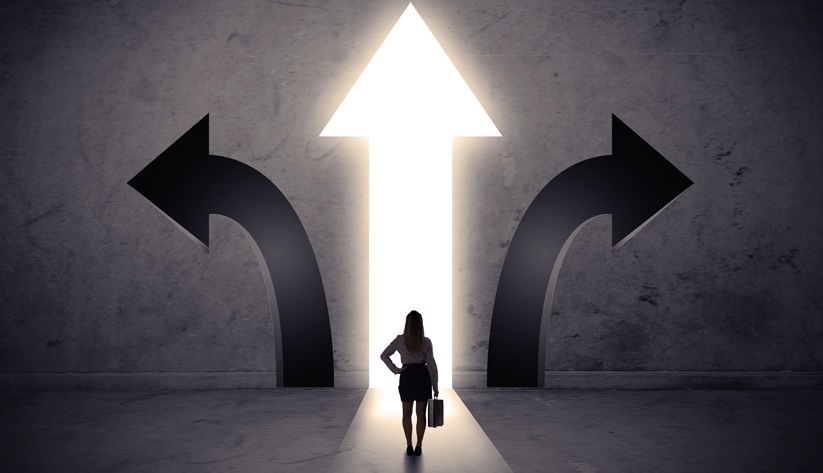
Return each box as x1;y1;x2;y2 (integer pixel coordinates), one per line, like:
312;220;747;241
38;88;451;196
321;3;500;389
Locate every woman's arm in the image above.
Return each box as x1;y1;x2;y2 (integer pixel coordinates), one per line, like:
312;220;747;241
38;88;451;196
425;338;439;394
380;338;402;374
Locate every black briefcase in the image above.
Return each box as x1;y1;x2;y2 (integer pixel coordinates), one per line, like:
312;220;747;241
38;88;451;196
427;396;443;428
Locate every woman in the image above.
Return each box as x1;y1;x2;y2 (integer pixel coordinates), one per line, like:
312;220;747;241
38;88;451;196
380;310;439;456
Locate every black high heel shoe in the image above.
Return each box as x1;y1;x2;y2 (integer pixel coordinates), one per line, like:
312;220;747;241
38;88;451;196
406;445;414;456
414;445;422;456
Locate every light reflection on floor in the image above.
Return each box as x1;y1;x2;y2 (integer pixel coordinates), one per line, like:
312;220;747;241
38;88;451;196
329;388;513;472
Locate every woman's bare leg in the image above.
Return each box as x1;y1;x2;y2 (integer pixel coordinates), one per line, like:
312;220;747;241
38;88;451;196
402;401;414;446
415;399;427;446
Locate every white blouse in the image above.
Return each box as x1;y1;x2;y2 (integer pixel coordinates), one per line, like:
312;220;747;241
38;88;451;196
380;335;439;391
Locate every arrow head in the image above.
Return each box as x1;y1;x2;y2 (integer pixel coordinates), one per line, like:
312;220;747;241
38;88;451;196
610;114;693;248
128;114;211;249
321;3;499;137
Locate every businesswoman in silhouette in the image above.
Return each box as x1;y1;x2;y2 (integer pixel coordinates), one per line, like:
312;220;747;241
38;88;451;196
381;310;439;456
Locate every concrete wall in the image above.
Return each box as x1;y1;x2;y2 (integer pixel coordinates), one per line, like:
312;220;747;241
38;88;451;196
1;0;821;387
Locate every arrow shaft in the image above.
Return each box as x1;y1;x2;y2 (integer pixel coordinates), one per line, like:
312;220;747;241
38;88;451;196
487;156;627;387
206;157;334;387
369;136;453;389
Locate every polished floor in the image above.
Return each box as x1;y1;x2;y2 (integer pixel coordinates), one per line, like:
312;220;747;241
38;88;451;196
1;388;822;472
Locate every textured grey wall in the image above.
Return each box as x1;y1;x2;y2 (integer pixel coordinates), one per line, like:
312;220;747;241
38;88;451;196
1;0;821;380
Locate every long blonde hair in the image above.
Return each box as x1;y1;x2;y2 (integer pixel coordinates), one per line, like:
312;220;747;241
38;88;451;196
403;310;425;356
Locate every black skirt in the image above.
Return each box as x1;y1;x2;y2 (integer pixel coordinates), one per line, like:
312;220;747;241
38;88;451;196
398;363;433;402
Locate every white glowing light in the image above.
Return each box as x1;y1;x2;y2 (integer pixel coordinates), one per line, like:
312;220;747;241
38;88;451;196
321;3;500;388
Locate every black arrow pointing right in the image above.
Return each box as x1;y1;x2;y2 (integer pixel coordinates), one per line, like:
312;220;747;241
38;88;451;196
487;114;693;387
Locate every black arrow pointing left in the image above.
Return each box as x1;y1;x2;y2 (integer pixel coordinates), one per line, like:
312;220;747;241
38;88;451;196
128;114;334;387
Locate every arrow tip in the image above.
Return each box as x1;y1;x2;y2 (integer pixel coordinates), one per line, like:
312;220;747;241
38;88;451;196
128;114;211;248
611;114;693;248
320;3;499;137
